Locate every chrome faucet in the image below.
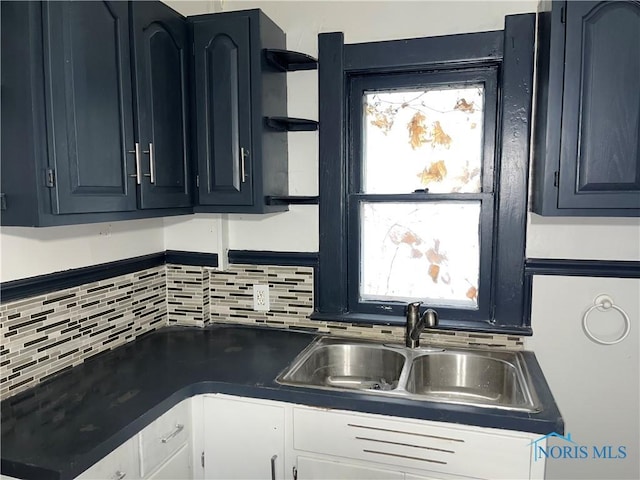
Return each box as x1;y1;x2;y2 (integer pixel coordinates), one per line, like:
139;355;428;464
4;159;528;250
405;301;438;348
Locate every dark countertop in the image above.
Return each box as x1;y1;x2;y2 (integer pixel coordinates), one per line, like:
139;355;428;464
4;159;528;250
1;324;564;480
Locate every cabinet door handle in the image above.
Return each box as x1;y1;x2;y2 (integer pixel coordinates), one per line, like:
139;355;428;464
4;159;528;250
161;423;184;443
112;471;126;480
128;143;142;185
143;143;155;184
270;454;277;480
241;147;249;183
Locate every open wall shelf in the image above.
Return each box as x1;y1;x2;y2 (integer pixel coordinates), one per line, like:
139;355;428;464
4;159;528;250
265;117;318;132
265;196;319;205
264;49;318;71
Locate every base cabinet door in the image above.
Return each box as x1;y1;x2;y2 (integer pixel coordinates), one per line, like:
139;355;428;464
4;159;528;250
146;443;190;480
202;395;285;480
296;456;403;480
139;399;191;478
75;436;140;480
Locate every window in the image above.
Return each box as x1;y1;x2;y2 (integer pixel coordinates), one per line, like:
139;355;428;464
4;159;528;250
350;70;496;323
313;16;535;333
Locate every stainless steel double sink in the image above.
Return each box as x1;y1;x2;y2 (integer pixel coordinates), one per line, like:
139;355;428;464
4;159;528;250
276;336;540;412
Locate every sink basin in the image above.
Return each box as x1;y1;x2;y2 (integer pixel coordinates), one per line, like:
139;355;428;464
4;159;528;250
277;337;540;412
277;341;405;391
406;351;535;410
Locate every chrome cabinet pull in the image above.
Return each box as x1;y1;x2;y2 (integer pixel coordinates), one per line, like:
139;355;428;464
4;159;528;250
270;454;277;480
143;143;155;184
161;423;184;443
240;147;249;183
127;143;141;185
112;471;126;480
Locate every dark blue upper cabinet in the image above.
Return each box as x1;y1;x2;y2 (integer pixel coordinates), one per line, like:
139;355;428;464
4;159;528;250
131;1;191;209
190;10;289;213
1;1;193;226
533;0;640;216
44;1;137;215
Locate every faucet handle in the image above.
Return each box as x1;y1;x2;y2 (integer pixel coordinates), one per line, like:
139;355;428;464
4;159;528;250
422;308;438;328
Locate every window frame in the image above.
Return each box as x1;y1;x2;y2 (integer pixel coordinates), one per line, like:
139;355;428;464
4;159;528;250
312;15;536;334
347;69;498;322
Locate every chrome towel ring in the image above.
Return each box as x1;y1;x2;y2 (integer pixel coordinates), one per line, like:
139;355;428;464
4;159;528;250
582;294;631;346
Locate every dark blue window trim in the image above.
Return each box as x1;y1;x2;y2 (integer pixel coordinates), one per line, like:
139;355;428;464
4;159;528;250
312;14;536;334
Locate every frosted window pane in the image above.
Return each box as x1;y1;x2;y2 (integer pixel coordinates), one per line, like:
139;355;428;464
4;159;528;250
360;202;480;309
363;86;484;194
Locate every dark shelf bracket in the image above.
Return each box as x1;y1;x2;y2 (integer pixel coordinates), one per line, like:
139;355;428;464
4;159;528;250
265;117;318;132
264;49;318;72
265;196;319;205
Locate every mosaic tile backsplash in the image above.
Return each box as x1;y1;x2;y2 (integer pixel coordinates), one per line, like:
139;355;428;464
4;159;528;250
1;260;523;400
205;264;524;350
0;267;166;399
167;265;210;328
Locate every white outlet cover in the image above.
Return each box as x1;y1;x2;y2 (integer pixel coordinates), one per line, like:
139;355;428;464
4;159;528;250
253;284;270;311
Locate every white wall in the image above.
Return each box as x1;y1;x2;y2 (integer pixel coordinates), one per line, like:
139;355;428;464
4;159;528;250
527;276;640;479
0;219;166;282
1;2;639;477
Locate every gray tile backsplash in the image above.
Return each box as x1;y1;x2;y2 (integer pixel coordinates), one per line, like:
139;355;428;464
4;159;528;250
1;260;523;400
167;265;210;327
0;267;166;399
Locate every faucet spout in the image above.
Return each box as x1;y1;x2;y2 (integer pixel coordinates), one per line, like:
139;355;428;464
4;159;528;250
405;303;438;348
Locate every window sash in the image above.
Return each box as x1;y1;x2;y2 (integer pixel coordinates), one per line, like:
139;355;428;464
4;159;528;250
345;69;498;323
349;69;499;196
347;195;495;321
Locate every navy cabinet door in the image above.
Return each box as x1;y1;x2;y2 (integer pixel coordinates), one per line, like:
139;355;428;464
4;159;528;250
559;1;640;211
43;1;137;214
193;15;254;206
132;1;191;209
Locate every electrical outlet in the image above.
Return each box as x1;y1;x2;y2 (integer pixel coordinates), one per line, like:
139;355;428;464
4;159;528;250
253;284;270;311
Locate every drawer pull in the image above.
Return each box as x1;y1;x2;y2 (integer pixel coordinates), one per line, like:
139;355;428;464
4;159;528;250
161;423;184;443
355;436;455;454
112;471;126;480
363;449;447;465
348;423;464;443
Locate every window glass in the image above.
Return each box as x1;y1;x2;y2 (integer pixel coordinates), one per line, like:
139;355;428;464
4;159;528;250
363;86;484;194
360;201;480;309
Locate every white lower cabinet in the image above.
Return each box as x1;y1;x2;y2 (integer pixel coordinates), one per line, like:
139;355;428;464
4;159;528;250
197;395;285;480
73;394;545;480
291;406;542;480
146;444;191;480
75;399;192;480
193;395;545;480
139;399;191;478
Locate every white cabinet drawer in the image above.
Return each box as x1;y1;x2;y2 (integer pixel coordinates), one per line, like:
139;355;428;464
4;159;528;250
146;443;191;480
293;407;535;480
75;435;140;480
139;400;191;477
297;455;403;480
